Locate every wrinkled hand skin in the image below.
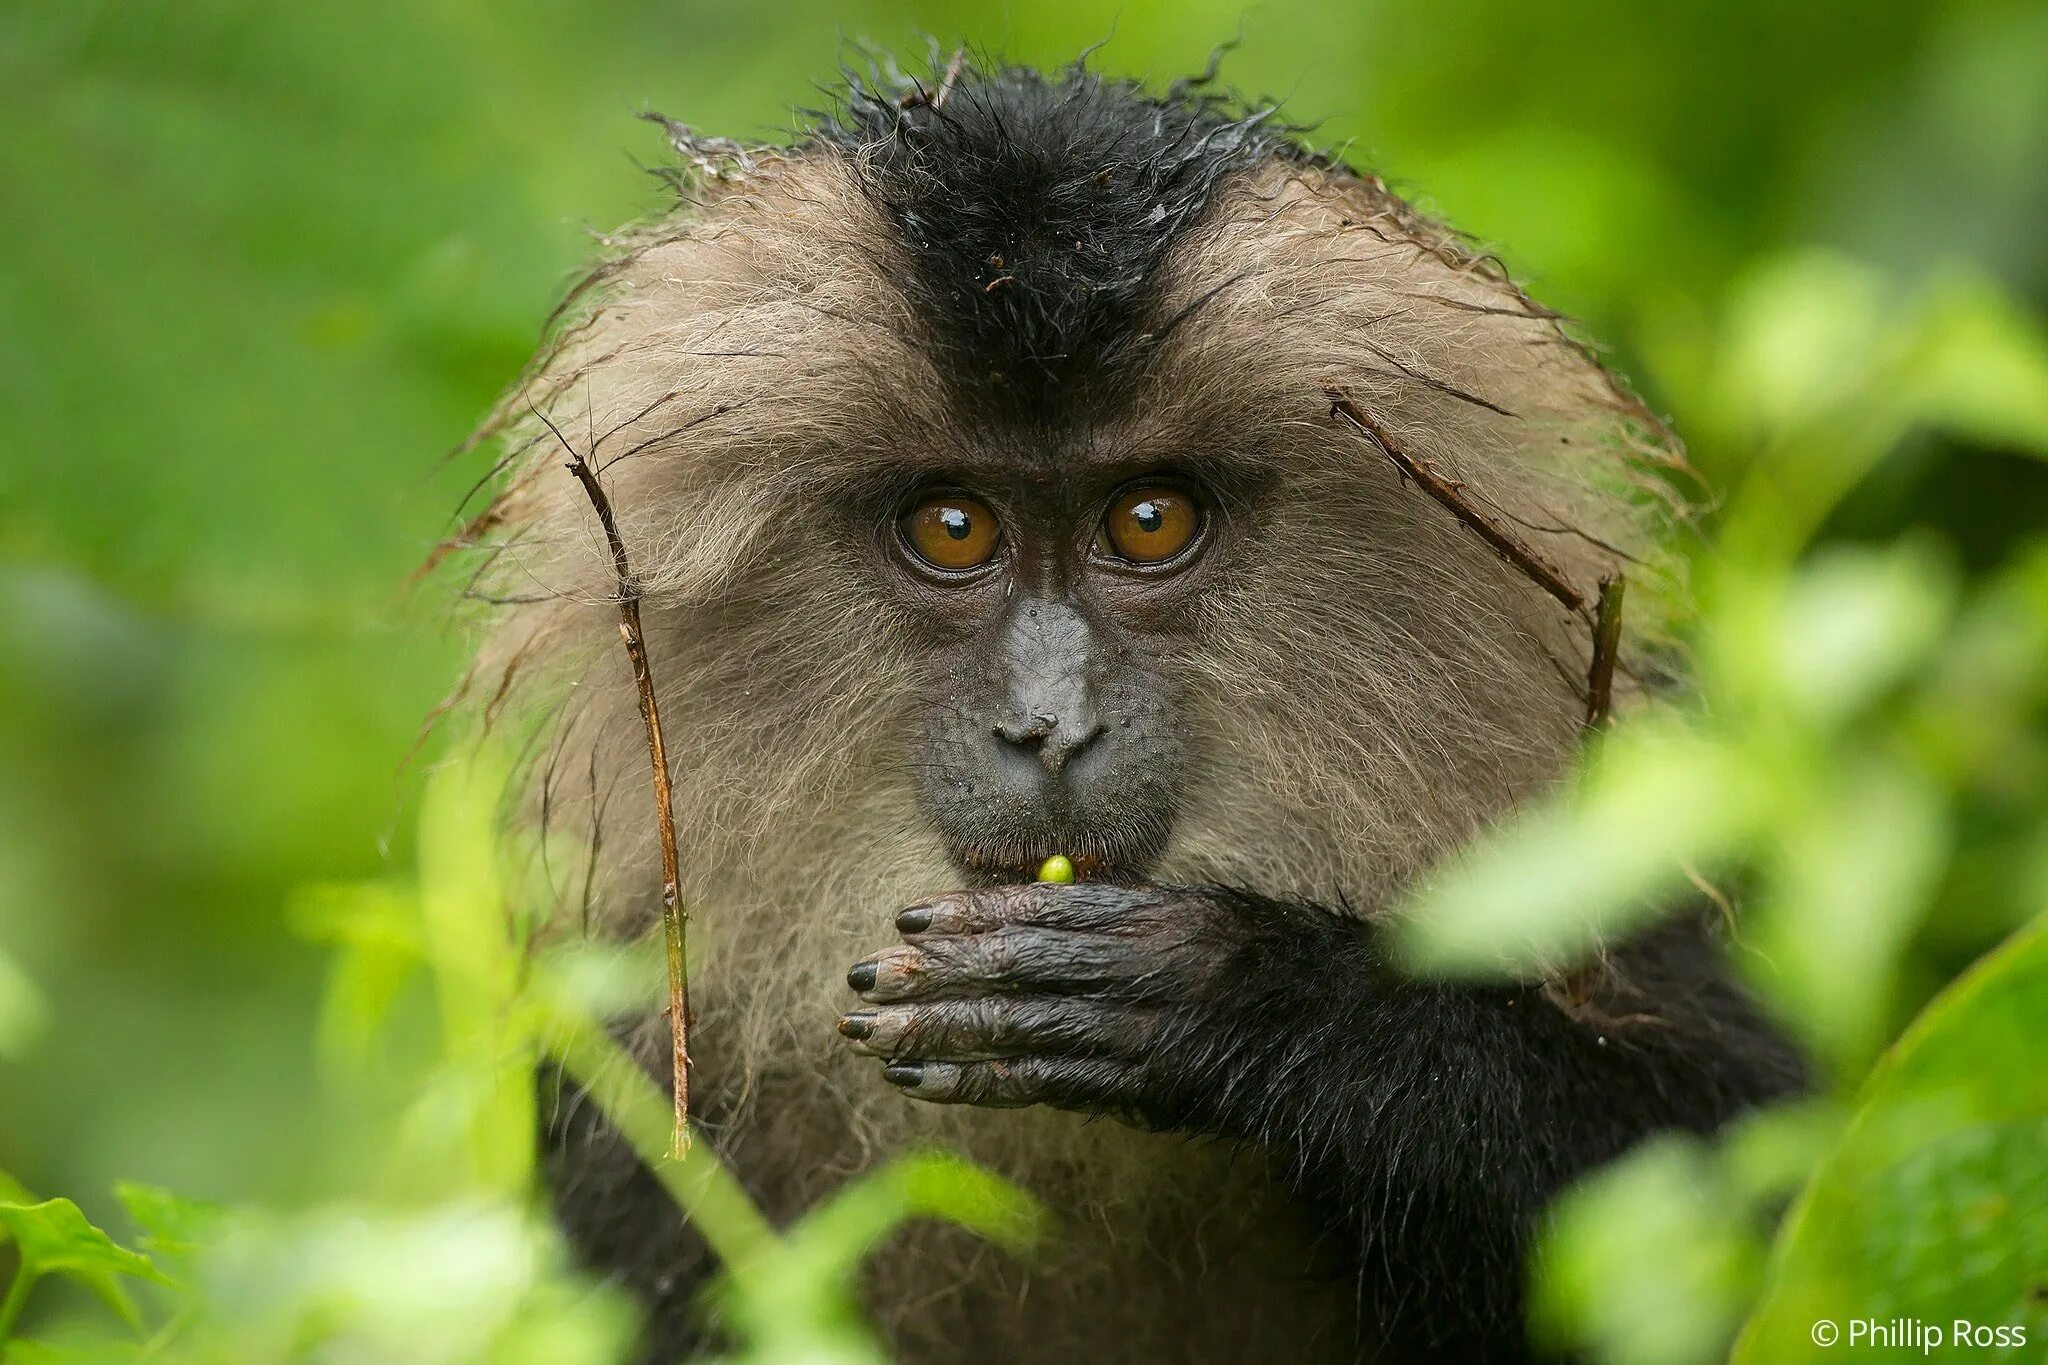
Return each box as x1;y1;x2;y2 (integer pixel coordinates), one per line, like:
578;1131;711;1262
837;882;1250;1124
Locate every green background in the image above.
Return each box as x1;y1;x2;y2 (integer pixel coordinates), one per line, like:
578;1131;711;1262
3;0;2045;1212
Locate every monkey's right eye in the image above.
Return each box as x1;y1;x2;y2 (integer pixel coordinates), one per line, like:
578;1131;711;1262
899;493;1002;573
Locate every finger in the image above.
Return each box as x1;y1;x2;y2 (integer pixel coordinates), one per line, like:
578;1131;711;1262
836;996;1149;1062
895;883;1156;939
893;891;1004;937
846;945;926;1002
879;1055;1136;1111
848;925;1150;1004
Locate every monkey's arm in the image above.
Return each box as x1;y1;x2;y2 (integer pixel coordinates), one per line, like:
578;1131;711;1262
841;882;1804;1360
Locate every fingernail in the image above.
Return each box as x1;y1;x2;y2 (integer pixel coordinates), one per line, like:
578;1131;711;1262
884;1062;923;1087
848;961;878;992
896;905;933;934
837;1011;875;1040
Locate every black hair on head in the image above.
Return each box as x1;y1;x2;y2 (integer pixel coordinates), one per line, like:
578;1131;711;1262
801;47;1321;420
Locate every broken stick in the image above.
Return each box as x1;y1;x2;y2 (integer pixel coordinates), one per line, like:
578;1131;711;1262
1323;384;1586;615
537;406;693;1157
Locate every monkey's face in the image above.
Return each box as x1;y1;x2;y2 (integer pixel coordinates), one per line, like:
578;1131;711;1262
879;460;1218;883
476;146;1677;921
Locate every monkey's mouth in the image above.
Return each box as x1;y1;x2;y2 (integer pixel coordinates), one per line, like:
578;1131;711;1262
947;832;1161;886
920;771;1177;886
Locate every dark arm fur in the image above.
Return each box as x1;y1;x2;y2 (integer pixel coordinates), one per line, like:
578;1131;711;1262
847;883;1806;1363
1138;893;1805;1361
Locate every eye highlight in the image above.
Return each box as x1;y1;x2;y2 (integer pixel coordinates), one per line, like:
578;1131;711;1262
1099;485;1203;566
899;492;1001;573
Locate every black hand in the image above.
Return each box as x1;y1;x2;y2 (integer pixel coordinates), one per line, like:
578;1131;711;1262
838;881;1250;1120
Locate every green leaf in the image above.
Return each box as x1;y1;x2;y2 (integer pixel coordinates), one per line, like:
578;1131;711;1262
532;939;664;1022
1757;545;1956;728
289;880;425;1077
0;1201;163;1284
712;1152;1043;1365
413;759;534;1197
1748;757;1951;1071
780;1150;1043;1284
0;1198;167;1329
1734;913;2048;1362
1531;1135;1763;1365
114;1183;224;1269
1714;252;1888;436
1394;719;1765;976
190;1202;633;1365
1904;544;2048;785
1720;1102;1845;1211
1906;272;2048;458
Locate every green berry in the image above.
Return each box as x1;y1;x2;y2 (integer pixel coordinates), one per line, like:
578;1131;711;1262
1036;854;1076;884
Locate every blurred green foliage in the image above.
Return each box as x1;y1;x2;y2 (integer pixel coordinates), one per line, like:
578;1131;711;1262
1396;250;2048;1363
2;761;1041;1362
4;0;2047;1360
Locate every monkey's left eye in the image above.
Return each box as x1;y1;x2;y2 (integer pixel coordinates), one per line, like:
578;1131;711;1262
1097;485;1204;566
899;492;1002;573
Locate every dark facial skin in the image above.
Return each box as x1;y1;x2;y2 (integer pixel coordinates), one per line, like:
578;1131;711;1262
846;464;1231;1113
881;465;1213;883
837;463;1805;1361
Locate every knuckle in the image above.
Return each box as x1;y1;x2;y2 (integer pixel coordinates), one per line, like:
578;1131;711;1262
896;999;1013;1061
1039;1056;1115;1109
976;1058;1025;1103
947;999;1020;1061
1037;999;1111;1050
929;891;1000;934
1008;1056;1054;1091
977;930;1029;984
915;937;979;988
997;882;1053;919
961;995;1009;1037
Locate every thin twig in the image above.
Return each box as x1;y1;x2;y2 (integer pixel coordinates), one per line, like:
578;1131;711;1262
932;47;968;109
1583;575;1626;731
900;46;968;110
534;404;693;1157
1324;385;1586;614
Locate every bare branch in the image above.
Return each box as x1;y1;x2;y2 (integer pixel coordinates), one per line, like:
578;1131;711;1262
1323;385;1586;614
1583;575;1626;731
534;403;694;1157
899;47;968;111
932;47;968;109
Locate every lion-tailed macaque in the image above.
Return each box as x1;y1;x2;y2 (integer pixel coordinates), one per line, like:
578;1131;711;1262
448;54;1804;1365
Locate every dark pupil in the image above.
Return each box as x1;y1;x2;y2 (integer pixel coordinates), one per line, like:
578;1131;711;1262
939;507;972;540
1132;500;1164;534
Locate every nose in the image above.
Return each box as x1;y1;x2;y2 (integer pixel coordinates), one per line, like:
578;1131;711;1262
992;601;1106;776
994;707;1104;774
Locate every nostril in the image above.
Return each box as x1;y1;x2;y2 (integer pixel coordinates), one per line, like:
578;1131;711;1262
1042;721;1106;775
994;712;1060;748
993;711;1104;775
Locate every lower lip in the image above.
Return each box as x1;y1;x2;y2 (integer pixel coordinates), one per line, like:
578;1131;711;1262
955;847;1115;882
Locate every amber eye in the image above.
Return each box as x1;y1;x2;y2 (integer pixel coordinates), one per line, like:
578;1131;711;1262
1099;485;1203;565
900;492;1002;572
